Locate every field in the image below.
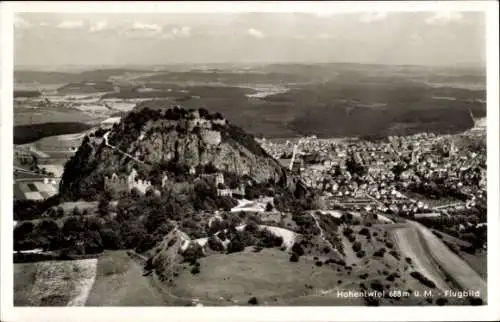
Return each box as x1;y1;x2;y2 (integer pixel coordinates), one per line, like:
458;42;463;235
14;180;58;201
14;104;105;127
26;132;88;152
14;122;94;145
86;251;169;306
14;251;177;306
171;247;362;305
14;258;98;306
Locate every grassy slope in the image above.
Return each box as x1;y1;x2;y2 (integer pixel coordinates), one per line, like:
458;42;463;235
14;263;39;306
432;229;487;279
85;251;167;306
171;247;360;305
391;227;450;291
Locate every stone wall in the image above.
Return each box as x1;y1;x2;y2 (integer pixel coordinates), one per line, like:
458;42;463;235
104;175;129;195
217;188;233;197
201;129;222;145
131;179;153;195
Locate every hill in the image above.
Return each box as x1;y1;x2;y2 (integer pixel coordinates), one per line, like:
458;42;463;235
59;106;299;201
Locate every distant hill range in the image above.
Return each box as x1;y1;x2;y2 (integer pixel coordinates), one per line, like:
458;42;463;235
14;69;151;84
14;64;486;140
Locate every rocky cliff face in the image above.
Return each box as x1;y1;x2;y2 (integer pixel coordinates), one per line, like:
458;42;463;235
60;107;288;200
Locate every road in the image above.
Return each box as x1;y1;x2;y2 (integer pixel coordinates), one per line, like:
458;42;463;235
392;220;487;303
14;166;47;176
14;178;61;183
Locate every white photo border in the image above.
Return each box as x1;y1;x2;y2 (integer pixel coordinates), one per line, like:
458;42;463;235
1;1;499;322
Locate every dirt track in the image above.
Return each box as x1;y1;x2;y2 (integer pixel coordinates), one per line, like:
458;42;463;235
409;221;487;301
392;227;449;290
392;221;487;303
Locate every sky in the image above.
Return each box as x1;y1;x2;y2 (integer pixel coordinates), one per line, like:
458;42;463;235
14;11;486;68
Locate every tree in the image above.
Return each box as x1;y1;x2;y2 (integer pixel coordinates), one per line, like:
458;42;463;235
359;227;370;236
191;266;201;275
56;207;65;218
120;220;147;249
356;250;366;258
14;222;35;240
46;207;57;219
227;237;245;253
72;206;81;217
217;196;237;211
100;228;122;250
265;202;273;212
183;243;204;263
207;235;224;252
37;219;61;250
62;216;85;236
436;298;448;306
145;211;168;234
98;197;110;217
135;235;157;253
244;221;260;234
248;297;258;305
83;230;103;254
371;280;384;292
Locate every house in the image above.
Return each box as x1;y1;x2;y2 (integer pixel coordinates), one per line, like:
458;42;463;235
104;168;153;196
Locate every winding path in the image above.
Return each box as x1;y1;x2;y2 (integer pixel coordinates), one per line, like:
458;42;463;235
103;131;146;165
309;212;334;251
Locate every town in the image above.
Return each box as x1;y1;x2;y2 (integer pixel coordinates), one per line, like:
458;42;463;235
259;116;486;230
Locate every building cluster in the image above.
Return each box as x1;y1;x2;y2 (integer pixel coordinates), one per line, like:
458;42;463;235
105;168;159;196
105;165;245;199
260;129;486;221
200;172;246;197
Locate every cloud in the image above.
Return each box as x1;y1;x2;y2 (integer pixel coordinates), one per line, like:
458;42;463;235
247;28;266;39
89;21;108;33
121;22;163;38
425;11;464;25
171;26;191;38
14;15;32;29
359;12;388;23
132;22;162;32
160;26;192;40
57;20;85;29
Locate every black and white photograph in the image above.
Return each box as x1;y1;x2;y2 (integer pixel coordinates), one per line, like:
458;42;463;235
1;1;499;321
